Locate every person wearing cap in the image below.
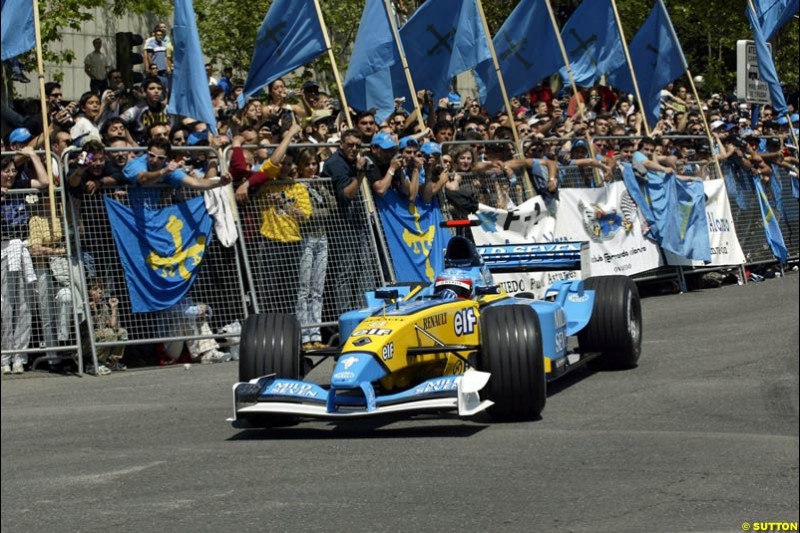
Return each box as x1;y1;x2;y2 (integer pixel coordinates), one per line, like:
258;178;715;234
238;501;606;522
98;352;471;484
363;131;403;197
419;141;449;203
8;129;50;192
565;138;612;186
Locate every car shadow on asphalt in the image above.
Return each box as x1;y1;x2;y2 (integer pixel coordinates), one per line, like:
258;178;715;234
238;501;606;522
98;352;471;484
227;418;490;440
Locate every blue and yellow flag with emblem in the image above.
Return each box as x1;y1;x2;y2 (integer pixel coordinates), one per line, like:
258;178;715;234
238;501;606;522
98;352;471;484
104;196;213;313
376;190;451;283
753;175;788;263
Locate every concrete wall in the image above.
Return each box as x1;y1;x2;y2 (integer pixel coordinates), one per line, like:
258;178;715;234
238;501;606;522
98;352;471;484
15;6;164;101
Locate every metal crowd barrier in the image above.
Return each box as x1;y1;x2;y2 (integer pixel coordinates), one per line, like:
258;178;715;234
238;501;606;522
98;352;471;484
1;150;86;374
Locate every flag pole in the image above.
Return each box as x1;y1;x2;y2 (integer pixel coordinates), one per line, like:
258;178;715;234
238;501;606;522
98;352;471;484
474;0;533;192
382;0;426;132
31;0;57;230
658;0;725;180
312;0;353;129
609;0;652;137
745;0;799;151
542;0;602;185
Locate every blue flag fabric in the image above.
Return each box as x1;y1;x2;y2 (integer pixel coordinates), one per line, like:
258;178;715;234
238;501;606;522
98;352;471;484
559;0;626;87
754;0;799;40
606;1;687;129
344;0;409;122
1;0;35;61
752;175;788;262
400;0;492;103
473;0;564;113
104;195;213;313
240;0;326;106
622;156;710;262
746;5;789;116
375;190;451;283
167;0;218;134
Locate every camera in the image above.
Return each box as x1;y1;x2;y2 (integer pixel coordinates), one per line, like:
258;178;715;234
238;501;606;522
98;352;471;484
362;155;375;173
329;98;341;110
51;101;77;130
447;101;461;110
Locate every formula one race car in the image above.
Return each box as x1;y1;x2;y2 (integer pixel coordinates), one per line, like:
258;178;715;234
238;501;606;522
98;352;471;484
229;221;642;427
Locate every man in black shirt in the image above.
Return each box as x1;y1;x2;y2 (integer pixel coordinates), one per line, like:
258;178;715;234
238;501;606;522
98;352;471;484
321;129;381;313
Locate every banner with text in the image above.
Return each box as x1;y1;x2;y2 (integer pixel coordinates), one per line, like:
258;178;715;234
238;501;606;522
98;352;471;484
555;182;664;277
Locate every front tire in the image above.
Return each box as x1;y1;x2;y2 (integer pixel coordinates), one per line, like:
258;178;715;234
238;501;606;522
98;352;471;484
238;314;301;427
577;276;642;369
479;305;546;420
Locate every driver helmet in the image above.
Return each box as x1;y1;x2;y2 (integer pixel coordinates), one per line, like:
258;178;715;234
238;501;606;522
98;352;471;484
433;268;474;299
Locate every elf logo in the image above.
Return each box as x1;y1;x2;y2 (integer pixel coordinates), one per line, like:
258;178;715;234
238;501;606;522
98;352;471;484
454;308;477;336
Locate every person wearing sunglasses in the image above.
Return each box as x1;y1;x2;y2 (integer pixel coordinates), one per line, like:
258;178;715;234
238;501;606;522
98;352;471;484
122;138;230;208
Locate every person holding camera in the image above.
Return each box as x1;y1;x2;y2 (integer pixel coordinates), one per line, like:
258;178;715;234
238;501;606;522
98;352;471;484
67;140;125;204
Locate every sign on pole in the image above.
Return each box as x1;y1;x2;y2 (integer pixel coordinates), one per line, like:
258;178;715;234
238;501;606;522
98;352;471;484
736;39;772;105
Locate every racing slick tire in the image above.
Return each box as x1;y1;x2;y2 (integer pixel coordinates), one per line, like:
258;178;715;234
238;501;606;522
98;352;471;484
239;313;301;382
577;276;642;370
238;313;301;427
479;305;546;420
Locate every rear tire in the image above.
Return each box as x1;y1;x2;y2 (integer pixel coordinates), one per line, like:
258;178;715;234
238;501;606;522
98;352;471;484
577;276;642;369
479;305;546;420
238;314;301;427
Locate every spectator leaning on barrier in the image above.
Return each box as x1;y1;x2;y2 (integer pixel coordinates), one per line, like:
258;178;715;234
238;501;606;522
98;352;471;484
122;138;231;208
68;140;125;203
321;128;377;312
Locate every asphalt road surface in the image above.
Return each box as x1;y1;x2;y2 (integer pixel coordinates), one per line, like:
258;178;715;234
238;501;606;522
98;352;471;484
2;274;798;533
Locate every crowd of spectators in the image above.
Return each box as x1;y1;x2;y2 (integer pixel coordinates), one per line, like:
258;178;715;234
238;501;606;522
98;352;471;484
2;19;799;374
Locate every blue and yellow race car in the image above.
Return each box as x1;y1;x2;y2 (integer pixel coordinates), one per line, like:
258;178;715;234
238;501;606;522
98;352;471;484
229;222;642;427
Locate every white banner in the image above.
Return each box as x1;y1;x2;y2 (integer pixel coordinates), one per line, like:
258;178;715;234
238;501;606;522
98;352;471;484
555;182;663;276
664;179;746;267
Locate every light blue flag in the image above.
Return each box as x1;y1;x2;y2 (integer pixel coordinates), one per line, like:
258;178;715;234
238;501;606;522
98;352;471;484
104;195;213;313
1;0;35;61
167;0;218;134
752;175;788;263
746;5;788;115
660;177;711;263
607;0;687;130
375;190;451;283
240;0;327;106
344;0;409;122
559;0;626;87
399;0;492;103
473;0;564;113
754;0;799;40
623;153;710;261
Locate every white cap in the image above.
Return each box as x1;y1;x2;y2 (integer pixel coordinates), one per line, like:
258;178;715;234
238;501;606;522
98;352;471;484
710;120;725;130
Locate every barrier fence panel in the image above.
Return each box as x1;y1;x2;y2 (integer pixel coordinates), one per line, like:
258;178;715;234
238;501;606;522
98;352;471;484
721;162;780;266
64;146;249;369
774;167;799;262
1;150;85;374
233;175;386;332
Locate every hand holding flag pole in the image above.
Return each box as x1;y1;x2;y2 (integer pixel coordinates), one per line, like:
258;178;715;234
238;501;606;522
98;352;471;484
311;0;353;129
382;0;426;133
745;0;799;153
474;0;534;194
609;0;651;138
543;0;603;186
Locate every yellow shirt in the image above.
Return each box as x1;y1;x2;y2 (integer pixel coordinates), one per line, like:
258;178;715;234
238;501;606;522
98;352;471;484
258;182;311;242
28;215;63;269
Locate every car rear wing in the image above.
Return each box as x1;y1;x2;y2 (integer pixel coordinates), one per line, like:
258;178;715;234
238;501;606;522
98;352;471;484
476;242;590;277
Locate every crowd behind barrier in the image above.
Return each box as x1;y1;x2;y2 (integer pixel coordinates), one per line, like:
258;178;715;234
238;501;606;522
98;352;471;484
2;40;798;375
2;138;797;375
